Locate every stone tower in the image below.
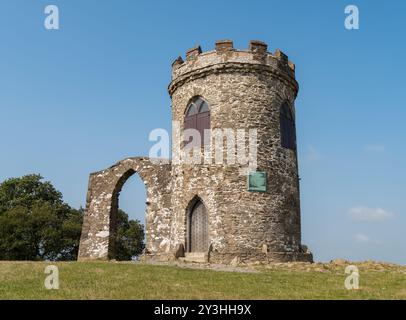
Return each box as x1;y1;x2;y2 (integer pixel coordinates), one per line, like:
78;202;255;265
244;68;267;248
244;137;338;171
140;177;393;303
78;40;312;263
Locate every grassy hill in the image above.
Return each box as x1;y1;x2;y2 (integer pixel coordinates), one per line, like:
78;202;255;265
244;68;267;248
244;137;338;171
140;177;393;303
0;261;405;299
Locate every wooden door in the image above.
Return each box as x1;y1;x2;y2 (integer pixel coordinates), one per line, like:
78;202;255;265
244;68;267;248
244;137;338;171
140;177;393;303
189;201;208;252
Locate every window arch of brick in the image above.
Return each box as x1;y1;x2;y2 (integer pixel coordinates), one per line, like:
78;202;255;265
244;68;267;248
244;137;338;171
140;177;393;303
184;96;210;146
280;102;296;150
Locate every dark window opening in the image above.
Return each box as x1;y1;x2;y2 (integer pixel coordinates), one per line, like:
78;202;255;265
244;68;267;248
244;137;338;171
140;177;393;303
280;102;296;150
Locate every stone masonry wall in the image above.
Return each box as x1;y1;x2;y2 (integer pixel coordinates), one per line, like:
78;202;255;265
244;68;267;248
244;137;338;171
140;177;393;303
78;157;172;260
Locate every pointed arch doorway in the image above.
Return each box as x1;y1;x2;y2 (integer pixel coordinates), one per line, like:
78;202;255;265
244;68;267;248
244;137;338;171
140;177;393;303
187;199;209;252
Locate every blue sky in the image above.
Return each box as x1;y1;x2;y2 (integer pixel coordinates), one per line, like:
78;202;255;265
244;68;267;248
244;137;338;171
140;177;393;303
0;0;405;264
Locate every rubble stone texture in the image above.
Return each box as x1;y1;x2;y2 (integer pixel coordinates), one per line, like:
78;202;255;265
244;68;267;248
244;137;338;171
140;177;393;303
78;40;313;263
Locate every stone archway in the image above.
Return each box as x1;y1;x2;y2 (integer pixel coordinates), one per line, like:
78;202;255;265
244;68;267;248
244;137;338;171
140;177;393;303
78;157;172;261
108;168;143;259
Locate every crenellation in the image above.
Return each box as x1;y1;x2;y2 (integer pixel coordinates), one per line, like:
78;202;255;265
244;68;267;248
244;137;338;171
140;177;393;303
172;56;184;70
215;39;234;52
249;40;268;59
274;48;288;63
185;45;202;61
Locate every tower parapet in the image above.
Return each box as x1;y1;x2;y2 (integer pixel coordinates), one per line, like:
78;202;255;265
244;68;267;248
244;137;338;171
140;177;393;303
169;40;297;97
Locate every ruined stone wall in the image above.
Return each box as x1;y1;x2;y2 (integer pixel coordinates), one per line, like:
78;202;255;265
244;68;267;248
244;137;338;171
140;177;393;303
78;157;172;261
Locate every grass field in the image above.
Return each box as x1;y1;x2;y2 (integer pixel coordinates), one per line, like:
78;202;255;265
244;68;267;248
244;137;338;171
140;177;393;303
0;261;405;300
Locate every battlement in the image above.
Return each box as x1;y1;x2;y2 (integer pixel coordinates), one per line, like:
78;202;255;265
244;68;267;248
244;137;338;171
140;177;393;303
169;40;297;96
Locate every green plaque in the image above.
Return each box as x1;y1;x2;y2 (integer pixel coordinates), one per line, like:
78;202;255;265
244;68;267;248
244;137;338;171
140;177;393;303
248;171;267;192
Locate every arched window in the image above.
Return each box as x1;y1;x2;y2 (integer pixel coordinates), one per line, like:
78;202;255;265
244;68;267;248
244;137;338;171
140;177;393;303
280;103;296;150
184;96;210;147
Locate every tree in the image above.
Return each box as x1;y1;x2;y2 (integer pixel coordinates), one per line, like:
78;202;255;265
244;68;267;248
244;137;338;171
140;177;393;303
0;174;63;214
115;209;145;261
0;174;145;261
0;174;82;261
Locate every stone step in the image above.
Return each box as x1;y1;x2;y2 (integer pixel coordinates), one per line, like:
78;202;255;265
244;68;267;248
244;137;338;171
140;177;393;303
182;252;208;263
185;252;206;258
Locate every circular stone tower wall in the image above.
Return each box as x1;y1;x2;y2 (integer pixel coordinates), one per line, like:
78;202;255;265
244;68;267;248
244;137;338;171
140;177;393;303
168;40;312;263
